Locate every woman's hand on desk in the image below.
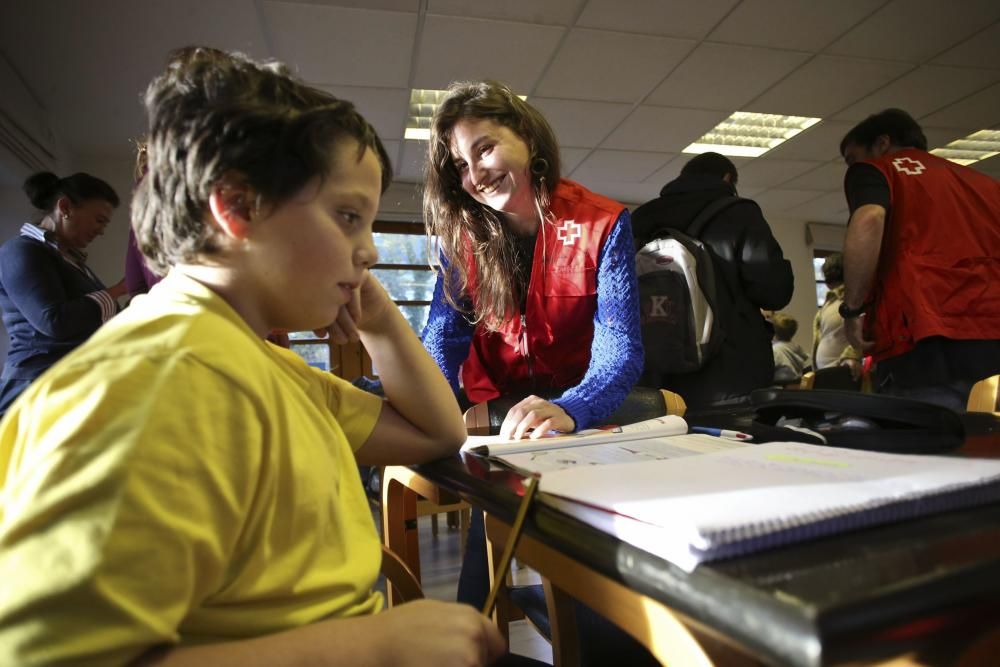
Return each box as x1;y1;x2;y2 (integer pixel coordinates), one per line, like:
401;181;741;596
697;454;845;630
500;395;575;440
378;599;506;666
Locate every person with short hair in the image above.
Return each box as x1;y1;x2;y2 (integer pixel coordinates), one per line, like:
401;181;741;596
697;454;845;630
0;47;508;667
839;108;1000;410
0;170;126;416
771;312;810;384
631;152;794;407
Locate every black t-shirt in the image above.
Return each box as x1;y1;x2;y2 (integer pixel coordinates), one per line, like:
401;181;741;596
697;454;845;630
514;233;536;313
845;163;891;214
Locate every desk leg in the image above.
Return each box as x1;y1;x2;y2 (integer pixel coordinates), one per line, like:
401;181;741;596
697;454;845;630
543;578;581;667
486;513;761;667
484;509;513;641
381;470;420;607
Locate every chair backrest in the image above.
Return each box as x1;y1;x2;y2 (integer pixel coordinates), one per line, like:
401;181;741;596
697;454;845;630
800;366;861;391
967;375;999;413
464;387;686;435
380;544;424;603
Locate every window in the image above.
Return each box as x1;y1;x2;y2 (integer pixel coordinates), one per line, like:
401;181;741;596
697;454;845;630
813;250;834;307
287;220;435;379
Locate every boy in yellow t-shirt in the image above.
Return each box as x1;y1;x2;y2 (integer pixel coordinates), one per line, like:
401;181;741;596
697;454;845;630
0;47;505;666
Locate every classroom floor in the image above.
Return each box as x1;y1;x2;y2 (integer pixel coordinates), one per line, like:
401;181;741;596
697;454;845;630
373;505;553;664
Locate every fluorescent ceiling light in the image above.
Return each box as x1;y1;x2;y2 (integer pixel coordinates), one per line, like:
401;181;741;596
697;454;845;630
405;88;527;141
930;130;1000;166
682;111;822;158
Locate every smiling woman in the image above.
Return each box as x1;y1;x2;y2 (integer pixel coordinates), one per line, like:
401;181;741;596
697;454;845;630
0;170;124;416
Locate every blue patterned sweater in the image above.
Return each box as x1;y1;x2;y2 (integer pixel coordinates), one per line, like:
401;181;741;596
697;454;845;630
422;210;643;431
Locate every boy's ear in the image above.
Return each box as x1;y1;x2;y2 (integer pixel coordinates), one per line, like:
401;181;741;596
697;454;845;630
208;182;255;240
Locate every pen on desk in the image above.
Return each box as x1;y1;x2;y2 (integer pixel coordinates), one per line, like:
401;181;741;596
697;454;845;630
482;475;540;619
690;426;754;441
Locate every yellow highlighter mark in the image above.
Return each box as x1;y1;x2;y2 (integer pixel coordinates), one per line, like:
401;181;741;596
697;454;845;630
765;453;850;468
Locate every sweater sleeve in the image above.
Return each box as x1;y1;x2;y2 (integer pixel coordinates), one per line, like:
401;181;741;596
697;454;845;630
0;239;108;339
420;270;475;397
553;210;644;430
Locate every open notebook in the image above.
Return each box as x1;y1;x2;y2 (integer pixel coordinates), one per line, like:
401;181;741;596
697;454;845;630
461;415;743;473
538;442;1000;571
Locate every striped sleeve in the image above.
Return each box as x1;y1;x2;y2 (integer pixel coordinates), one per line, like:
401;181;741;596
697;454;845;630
85;290;117;323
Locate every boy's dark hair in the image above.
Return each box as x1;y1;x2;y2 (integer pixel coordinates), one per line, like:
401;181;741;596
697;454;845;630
839;108;928;155
134;47;392;274
680;152;738;185
771;312;798;341
822;253;844;285
24;171;119;212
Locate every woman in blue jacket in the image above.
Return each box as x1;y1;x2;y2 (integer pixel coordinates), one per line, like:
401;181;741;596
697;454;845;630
0;171;124;416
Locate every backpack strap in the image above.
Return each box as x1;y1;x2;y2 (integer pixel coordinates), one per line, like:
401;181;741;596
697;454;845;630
687;195;744;239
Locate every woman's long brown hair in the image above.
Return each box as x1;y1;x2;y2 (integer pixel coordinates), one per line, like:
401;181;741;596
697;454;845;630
424;81;561;330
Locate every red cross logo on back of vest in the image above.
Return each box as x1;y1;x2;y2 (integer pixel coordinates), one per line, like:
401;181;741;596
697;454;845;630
892;157;926;175
557;220;582;246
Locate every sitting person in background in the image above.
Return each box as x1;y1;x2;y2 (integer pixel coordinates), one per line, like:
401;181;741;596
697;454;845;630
0;47;508;667
772;312;810;385
813;253;861;380
0;171;125;416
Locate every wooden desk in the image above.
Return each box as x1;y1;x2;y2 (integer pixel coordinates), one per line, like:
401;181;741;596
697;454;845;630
381;414;1000;666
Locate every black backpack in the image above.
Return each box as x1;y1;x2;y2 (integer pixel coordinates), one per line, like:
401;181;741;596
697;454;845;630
635;196;742;375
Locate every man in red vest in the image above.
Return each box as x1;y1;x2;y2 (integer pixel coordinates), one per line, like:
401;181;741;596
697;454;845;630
839;108;1000;411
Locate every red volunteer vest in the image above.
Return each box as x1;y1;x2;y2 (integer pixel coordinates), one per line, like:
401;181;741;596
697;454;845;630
461;180;624;402
861;149;1000;361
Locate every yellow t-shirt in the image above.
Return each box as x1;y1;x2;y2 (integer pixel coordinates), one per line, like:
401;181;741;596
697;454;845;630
0;272;384;665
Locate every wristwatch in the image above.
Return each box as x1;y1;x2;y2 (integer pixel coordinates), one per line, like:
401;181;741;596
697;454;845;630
838;301;868;319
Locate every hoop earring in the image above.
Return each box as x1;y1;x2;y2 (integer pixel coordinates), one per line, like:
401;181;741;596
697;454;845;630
531;157;549;176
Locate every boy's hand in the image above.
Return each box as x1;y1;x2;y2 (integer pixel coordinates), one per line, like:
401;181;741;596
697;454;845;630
377;600;507;667
315;273;394;344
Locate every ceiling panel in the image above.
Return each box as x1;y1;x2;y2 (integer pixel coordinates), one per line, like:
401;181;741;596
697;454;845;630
642;155;684;187
576;0;740;39
923;127;981;150
754;188;827;213
535;29;695;102
736;159;824;189
531;98;634;148
396;140;428;182
560;147;593;175
932;22;1000;69
319;86;410;140
602;106;729;152
708;0;883;52
413;15;563;91
745;56;913;118
786;191;851;225
263;2;416;87
571;150;673;183
584;182;662;208
825;0;1000;63
834;66;1000;122
763;120;856;162
268;0;419;11
647;43;810;110
426;0;583;25
918;82;1000;129
779;161;847;191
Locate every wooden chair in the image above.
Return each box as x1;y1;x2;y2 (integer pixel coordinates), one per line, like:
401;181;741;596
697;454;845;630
380;544;423;603
967;375;999;413
800;365;862;391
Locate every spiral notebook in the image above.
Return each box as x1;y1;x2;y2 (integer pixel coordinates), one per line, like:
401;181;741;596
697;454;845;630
538;441;1000;571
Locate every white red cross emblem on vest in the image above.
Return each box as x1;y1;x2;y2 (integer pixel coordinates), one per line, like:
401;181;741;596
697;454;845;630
557;220;582;246
892;157;926;175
